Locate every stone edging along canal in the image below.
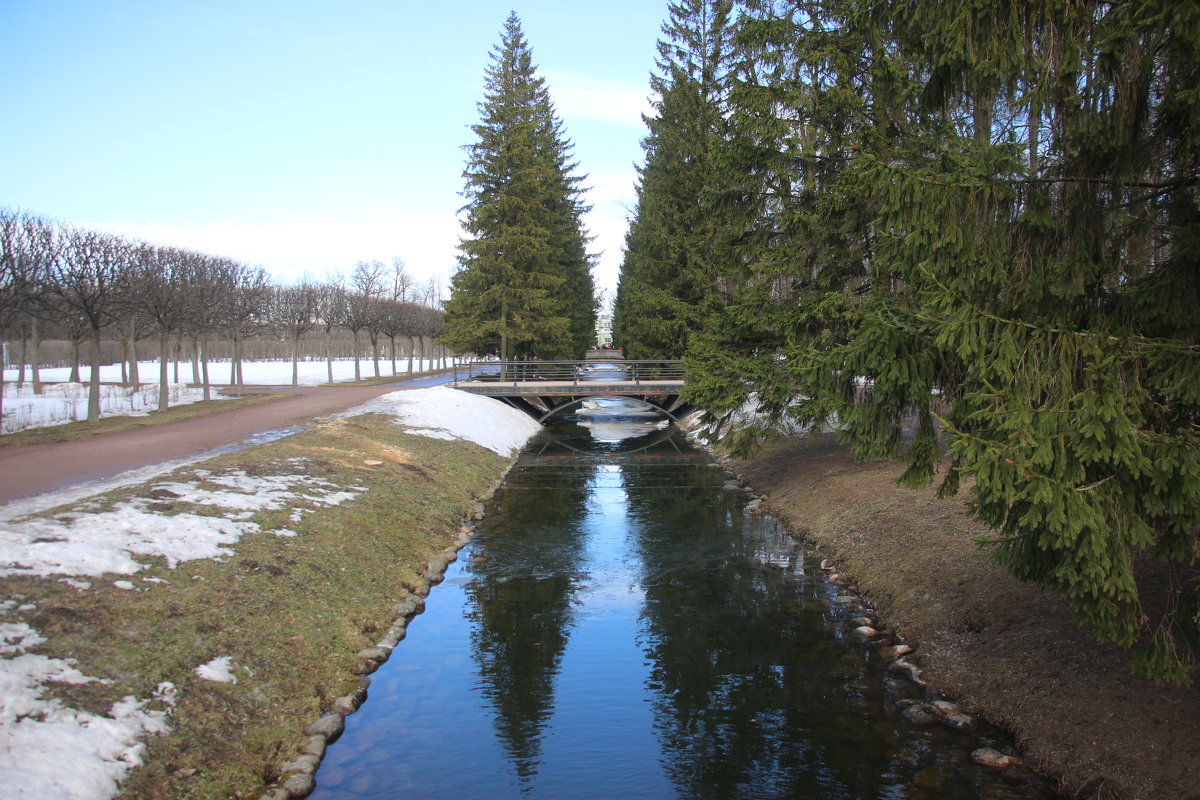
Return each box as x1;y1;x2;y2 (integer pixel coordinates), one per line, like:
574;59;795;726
256;466;514;800
257;444;1026;800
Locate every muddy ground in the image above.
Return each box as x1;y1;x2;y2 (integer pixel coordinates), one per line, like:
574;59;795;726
735;433;1199;800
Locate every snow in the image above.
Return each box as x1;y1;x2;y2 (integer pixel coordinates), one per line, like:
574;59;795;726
0;603;175;800
193;656;237;684
1;381;207;434
1;357;447;434
0;468;366;579
0;364;540;798
347;385;542;457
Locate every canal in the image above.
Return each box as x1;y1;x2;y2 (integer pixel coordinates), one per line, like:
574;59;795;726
310;397;1054;799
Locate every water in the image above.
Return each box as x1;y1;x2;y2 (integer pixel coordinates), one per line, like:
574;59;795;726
310;397;1054;799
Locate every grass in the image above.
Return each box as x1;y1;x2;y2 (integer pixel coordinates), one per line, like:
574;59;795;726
0;412;511;799
0;391;293;448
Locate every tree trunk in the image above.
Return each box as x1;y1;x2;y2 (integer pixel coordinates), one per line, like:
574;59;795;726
407;336;417;374
352;330;362;381
325;328;334;384
15;336;26;387
190;334;200;385
70;340;81;383
87;329;103;422
201;336;211;401
291;332;301;386
158;330;171;412
128;318;140;385
119;338;128;384
370;332;381;378
30;318;41;394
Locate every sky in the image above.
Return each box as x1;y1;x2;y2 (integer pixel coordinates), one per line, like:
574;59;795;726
0;1;668;301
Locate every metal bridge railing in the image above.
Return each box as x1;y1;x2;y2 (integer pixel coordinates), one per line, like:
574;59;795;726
454;360;685;386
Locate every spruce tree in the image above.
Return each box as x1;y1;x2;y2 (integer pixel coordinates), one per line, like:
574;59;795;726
612;0;734;359
442;12;595;361
683;0;1199;684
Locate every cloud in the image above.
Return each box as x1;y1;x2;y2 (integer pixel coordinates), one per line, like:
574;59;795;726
87;215;466;286
545;72;653;128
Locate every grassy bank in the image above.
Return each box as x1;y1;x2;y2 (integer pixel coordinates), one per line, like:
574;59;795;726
733;432;1200;800
0;412;512;799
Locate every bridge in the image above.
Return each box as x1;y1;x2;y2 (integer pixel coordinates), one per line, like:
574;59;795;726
450;360;692;424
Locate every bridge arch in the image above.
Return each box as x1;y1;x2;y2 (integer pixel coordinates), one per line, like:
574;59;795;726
451;360;692;426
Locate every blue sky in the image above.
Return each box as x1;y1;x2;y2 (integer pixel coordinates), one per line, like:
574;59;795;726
1;1;667;299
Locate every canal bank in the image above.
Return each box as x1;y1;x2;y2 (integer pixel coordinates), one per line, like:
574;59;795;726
0;388;540;800
725;431;1200;800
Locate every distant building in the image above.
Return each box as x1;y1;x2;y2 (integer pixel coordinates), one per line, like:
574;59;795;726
595;314;613;347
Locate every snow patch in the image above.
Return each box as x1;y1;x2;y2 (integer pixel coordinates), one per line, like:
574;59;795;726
0;622;174;800
346;385;541;456
0;463;365;579
193;656;237;684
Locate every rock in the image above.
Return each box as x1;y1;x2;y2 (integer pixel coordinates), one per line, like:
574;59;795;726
834;595;857;605
330;695;359;716
471;503;486;520
881;644;914;660
260;789;290;800
477;488;495;502
723;481;740;490
931;700;959;715
377;626;406;648
940;713;976;732
745;498;764;514
393;600;418;618
901;704;939;725
350;660;378;676
279;754;321;774
281;772;316;797
819;559;835;571
850;617;874;627
853;625;878;636
363;459;383;466
423;569;443;585
357;646;391;664
972;748;1021;770
886;659;927;686
301;735;326;758
306;714;344;742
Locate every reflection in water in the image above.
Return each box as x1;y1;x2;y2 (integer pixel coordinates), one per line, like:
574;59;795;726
463;456;592;781
310;400;1053;799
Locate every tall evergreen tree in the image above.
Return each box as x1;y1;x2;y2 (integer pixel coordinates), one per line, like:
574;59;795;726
442;13;595;361
683;0;1199;684
612;0;734;358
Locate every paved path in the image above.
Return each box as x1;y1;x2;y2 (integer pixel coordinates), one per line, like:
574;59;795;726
0;376;451;505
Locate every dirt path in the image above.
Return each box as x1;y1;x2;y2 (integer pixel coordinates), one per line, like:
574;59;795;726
0;381;431;504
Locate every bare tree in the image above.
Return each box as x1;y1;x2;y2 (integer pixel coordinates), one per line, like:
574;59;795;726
344;260;385;381
50;227;131;421
317;280;347;384
132;243;191;411
389;256;414;302
274;281;321;385
184;254;229;401
222;263;270;388
0;210;54;425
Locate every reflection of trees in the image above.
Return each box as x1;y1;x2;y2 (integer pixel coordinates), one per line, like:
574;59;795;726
625;449;901;799
464;432;594;783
